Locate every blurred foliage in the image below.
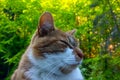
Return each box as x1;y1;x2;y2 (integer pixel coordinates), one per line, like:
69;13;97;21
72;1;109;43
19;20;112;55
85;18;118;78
0;0;120;80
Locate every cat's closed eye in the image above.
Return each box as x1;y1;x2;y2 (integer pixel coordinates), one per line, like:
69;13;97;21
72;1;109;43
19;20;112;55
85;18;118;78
68;37;78;47
59;37;77;49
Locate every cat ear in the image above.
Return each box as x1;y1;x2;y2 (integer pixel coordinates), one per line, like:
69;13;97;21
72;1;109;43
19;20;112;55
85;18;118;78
38;12;55;37
66;29;76;35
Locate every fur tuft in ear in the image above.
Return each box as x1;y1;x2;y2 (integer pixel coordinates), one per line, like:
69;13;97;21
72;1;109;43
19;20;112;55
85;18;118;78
38;12;55;37
66;29;76;35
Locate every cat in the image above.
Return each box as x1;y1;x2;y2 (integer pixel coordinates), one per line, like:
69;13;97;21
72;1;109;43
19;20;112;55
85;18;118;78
11;12;84;80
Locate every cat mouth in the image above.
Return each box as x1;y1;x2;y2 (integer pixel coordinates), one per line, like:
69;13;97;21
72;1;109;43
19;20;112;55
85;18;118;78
59;63;78;74
64;61;81;67
63;56;82;66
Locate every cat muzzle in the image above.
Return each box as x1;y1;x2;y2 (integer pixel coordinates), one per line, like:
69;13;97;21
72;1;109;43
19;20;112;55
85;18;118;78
73;47;84;61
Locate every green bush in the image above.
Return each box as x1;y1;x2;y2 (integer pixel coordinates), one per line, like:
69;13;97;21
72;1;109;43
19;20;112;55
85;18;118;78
0;0;120;80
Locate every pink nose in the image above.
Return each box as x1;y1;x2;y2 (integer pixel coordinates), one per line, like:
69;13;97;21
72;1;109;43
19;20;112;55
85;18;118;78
74;48;84;58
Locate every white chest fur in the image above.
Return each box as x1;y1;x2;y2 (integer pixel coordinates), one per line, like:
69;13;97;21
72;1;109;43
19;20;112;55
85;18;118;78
25;48;84;80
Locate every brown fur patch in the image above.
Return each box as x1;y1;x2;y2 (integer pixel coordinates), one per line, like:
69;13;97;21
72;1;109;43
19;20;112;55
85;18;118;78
11;49;32;80
31;30;69;58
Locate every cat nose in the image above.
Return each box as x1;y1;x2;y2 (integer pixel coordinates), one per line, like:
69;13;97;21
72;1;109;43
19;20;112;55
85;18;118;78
73;47;84;59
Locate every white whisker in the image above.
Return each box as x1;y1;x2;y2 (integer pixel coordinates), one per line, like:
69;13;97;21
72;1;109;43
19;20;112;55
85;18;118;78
45;63;63;80
26;61;59;80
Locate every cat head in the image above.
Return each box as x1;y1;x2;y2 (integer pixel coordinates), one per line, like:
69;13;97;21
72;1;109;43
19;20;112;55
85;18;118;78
29;12;84;74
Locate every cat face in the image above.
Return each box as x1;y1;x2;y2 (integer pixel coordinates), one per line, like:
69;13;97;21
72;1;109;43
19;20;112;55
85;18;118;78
29;12;83;75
